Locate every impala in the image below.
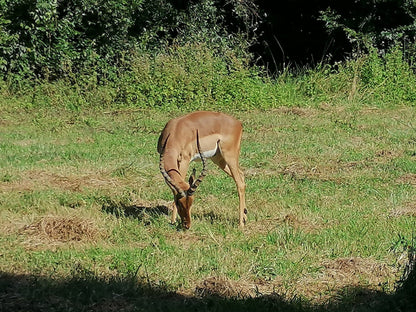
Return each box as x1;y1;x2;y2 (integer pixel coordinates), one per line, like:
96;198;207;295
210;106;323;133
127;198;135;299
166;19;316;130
157;111;246;229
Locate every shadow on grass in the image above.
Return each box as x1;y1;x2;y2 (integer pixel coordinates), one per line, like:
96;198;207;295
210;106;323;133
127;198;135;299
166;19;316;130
101;200;169;223
0;266;415;312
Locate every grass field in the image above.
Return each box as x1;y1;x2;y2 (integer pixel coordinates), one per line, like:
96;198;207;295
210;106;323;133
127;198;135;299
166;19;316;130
1;103;416;311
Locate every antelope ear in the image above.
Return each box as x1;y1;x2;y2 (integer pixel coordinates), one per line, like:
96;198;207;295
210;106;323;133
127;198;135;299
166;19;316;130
188;168;196;185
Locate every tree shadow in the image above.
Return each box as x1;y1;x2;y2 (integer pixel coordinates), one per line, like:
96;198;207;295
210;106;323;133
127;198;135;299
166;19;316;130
0;264;414;312
327;266;416;312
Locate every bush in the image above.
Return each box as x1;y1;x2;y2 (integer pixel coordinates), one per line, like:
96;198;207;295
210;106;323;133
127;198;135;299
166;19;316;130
105;43;279;110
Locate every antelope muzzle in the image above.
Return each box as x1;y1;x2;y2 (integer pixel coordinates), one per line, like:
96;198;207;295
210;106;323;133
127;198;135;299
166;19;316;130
175;194;194;229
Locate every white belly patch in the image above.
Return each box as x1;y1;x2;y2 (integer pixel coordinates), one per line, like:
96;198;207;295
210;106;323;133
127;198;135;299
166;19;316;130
191;142;218;162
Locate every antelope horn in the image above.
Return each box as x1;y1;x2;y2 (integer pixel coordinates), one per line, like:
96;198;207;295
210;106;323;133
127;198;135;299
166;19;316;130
188;130;207;196
159;134;186;198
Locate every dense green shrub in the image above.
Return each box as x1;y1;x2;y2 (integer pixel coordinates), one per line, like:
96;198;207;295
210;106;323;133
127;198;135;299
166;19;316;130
9;43;278;111
3;42;416;111
114;43;276;110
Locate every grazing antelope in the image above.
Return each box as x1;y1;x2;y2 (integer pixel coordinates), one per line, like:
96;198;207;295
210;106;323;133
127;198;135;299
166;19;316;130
157;111;246;229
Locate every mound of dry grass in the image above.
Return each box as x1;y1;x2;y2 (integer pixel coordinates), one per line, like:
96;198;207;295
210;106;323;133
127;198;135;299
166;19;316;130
21;215;103;244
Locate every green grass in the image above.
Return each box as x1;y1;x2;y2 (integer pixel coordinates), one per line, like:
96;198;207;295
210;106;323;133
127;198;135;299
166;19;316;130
1;103;415;311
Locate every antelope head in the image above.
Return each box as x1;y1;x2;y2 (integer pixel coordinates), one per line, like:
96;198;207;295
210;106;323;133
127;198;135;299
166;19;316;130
159;132;207;229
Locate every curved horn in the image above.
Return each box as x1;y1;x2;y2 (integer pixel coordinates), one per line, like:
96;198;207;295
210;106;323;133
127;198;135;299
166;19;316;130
159;134;186;198
188;130;207;196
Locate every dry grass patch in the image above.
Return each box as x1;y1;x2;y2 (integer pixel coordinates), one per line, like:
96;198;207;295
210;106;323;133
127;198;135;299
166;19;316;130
374;150;403;163
276;107;319;117
168;231;204;250
245;213;325;236
390;201;416;218
280;213;325;233
295;257;397;303
272;153;366;183
194;276;253;298
193;276;283;299
0;169;121;192
396;173;416;186
244;217;282;235
20;215;105;249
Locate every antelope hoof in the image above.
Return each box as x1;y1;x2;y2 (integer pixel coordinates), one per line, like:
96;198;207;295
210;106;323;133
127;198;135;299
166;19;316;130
243;212;248;225
240;216;247;227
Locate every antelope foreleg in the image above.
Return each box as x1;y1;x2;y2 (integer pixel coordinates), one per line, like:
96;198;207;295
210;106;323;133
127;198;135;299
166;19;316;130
230;167;247;227
171;201;177;224
237;180;247;227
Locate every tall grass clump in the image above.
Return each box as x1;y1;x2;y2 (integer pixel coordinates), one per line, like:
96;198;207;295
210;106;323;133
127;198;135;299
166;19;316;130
281;43;416;108
358;45;416;105
315;5;416;107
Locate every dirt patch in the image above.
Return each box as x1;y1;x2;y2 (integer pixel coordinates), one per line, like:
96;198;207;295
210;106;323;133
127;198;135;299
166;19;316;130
0;170;120;192
295;257;397;303
21;215;104;249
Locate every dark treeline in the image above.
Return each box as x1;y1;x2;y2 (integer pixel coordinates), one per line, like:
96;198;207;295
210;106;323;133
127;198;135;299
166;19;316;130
253;0;416;70
0;0;415;81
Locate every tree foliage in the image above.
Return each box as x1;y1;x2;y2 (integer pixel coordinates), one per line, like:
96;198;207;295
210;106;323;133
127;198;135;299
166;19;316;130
319;0;416;54
1;0;416;83
255;0;416;70
0;0;260;82
0;0;170;80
